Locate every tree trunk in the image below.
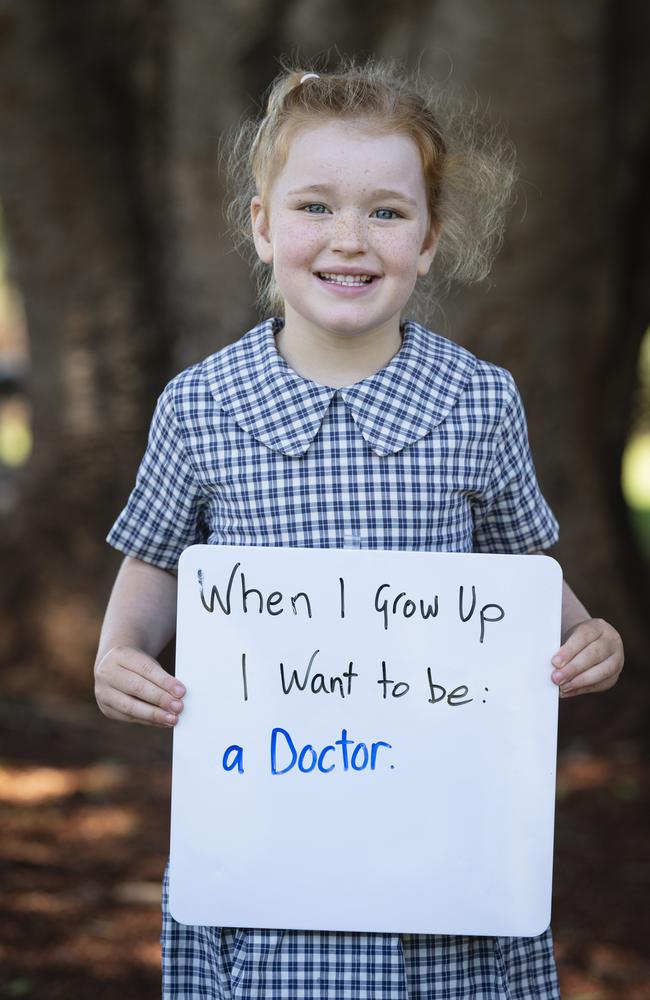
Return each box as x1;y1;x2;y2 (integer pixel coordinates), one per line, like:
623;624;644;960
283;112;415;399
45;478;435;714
425;0;650;675
0;0;173;691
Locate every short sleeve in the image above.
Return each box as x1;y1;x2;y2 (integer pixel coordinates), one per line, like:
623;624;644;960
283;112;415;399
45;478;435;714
472;372;559;554
106;382;207;569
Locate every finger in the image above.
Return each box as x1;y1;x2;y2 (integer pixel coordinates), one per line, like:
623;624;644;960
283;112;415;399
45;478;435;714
112;663;185;715
559;653;622;696
116;647;186;698
552;637;611;685
99;689;181;727
551;620;603;670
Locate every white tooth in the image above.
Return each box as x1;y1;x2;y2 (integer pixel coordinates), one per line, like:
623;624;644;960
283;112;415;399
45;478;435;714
320;272;373;285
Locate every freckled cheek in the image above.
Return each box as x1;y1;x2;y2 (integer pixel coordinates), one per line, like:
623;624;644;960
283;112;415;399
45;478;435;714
273;226;323;272
378;233;423;274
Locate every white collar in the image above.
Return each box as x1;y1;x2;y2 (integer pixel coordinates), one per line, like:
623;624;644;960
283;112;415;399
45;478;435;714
202;317;477;457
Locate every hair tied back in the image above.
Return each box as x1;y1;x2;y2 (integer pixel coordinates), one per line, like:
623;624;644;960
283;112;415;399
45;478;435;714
223;56;518;317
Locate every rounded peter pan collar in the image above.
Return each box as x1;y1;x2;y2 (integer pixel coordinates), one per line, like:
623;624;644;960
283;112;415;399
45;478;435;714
202;317;477;458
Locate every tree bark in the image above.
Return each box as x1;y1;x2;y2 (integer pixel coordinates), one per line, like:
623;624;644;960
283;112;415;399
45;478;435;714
0;0;173;689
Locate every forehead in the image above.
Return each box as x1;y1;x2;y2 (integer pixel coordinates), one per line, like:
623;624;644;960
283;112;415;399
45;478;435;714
272;120;426;196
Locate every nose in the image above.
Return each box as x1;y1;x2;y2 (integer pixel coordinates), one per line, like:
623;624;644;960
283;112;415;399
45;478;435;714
330;210;368;254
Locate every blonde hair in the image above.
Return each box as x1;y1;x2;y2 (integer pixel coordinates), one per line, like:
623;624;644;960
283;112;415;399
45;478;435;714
223;55;517;319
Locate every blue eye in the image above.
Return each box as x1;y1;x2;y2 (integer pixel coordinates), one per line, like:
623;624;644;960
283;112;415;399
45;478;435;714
372;208;400;220
302;203;330;214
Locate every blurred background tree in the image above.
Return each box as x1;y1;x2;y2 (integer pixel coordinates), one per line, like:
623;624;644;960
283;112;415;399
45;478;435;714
0;1;648;997
0;0;648;689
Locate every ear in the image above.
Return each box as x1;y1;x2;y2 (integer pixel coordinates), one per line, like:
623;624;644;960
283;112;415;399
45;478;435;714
251;195;274;265
417;220;442;277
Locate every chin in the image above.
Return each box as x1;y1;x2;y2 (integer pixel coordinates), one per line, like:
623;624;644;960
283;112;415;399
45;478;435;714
313;311;389;337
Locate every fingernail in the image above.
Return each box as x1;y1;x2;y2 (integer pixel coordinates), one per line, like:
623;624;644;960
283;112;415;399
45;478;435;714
552;670;563;683
170;700;183;712
173;683;185;696
165;714;177;725
552;655;562;666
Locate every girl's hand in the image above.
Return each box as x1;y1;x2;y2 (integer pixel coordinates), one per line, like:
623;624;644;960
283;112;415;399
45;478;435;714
94;645;186;727
550;618;624;697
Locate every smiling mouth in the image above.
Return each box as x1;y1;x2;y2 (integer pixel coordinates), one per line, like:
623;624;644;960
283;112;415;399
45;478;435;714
316;272;377;286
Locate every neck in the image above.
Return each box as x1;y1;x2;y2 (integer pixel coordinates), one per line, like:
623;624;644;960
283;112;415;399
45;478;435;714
275;310;403;388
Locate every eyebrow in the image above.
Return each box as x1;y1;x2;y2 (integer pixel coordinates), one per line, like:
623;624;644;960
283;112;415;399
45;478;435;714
286;184;418;207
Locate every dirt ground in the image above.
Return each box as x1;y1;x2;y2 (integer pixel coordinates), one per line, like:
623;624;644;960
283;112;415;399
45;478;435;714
1;677;648;1000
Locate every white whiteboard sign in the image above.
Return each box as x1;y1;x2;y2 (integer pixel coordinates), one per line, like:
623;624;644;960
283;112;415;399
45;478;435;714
170;545;562;936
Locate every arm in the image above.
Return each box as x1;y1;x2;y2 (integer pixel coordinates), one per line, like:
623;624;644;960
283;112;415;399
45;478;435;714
94;555;186;727
530;550;624;698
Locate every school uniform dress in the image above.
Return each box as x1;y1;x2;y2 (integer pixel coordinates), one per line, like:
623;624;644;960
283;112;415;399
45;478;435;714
108;316;562;999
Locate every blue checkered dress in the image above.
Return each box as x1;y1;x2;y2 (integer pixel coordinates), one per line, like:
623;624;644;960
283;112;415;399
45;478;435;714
108;317;561;999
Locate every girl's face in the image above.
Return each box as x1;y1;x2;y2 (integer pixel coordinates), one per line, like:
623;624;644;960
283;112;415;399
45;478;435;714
251;120;439;343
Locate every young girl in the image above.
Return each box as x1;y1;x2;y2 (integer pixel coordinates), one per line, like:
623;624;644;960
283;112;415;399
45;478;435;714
95;58;624;1000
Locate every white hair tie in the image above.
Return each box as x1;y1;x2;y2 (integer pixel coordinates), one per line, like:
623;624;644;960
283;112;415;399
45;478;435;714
300;73;320;84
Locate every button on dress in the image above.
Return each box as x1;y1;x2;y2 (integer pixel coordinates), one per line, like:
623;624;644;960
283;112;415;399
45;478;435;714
108;317;562;999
